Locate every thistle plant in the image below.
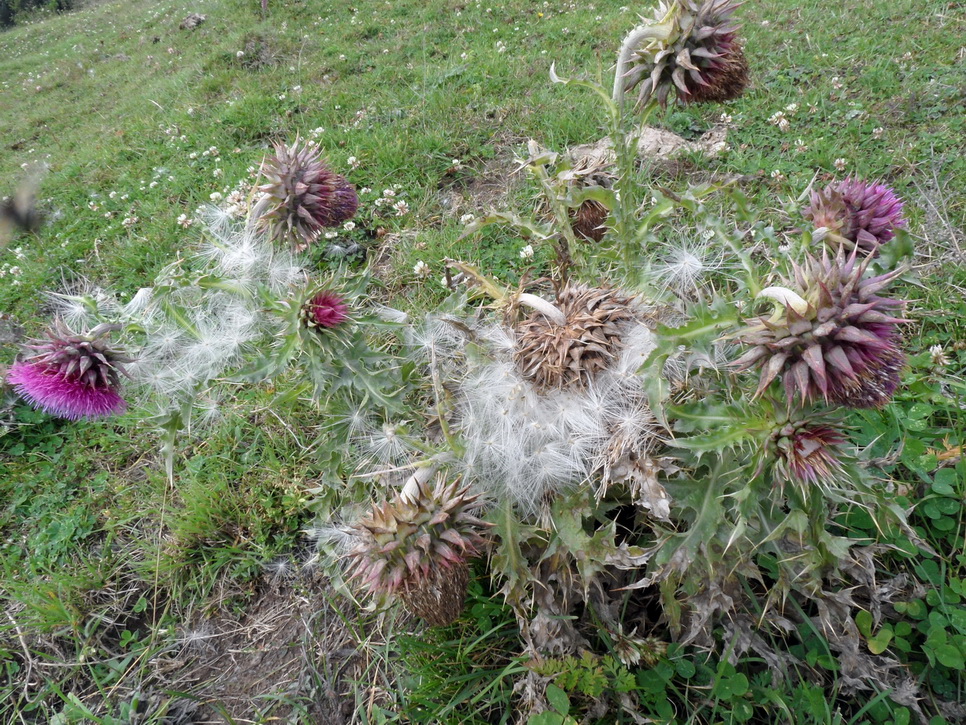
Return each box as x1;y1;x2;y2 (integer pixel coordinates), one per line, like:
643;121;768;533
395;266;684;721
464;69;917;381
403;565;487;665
6;320;132;420
804;177;907;253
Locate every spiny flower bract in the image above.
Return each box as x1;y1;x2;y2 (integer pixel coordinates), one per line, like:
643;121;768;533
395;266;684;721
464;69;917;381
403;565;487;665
7;320;132;420
345;477;491;626
257;137;359;246
621;0;749;108
734;248;908;409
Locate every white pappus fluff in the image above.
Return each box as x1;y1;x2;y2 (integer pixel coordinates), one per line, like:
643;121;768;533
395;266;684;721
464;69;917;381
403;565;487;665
418;310;661;517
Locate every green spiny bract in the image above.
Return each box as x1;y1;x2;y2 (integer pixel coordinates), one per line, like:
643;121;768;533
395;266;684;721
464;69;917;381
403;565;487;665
619;0;749;108
257;137;358;246
733;248;908;409
346;477;491;626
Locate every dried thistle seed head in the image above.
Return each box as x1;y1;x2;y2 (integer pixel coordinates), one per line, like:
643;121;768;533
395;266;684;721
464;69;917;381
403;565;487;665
804;177;906;253
345;477;491;626
571;199;609;242
733;249;908;409
515;285;638;390
7;320;132;420
620;0;749;108
257;137;358;246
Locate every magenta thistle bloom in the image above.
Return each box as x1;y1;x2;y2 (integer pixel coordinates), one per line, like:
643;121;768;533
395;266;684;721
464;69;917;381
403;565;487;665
733;248;908;409
300;290;349;329
804;177;906;253
7;321;132;421
258;137;359;246
774;420;846;486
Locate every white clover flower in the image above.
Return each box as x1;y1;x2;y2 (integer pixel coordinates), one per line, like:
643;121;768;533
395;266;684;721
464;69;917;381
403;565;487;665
459;213;476;224
930;345;948;368
872;127;885;139
834;158;848;171
393;200;410;216
519;244;534;260
413;260;431;277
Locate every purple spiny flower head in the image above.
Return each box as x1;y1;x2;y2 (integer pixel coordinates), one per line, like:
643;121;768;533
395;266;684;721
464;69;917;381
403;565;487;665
6;320;132;421
300;290;349;330
257;137;359;247
733;247;909;409
805;177;906;253
620;0;749;108
774;419;846;486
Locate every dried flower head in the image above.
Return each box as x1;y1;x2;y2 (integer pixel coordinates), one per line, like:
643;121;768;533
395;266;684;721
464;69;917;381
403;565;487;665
571;199;609;242
515;285;638;390
257;137;359;246
7;321;132;420
804;178;906;253
345;477;491;626
617;0;749;108
734;249;908;409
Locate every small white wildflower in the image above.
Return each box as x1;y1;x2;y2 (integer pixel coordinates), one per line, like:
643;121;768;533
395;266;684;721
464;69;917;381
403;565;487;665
460;213;476;224
347;155;359;168
872;127;885;139
176;214;193;228
794;138;808;153
778;118;790;132
719;112;733;124
413;260;431;277
768;111;785;126
834;158;848;171
519;244;534;260
122;216;138;229
382;188;396;197
236;50;244;58
343;221;356;231
213;168;223;178
209;192;223;201
108;191;117;199
784;102;799;114
393;200;410;216
929;345;948;368
770;169;786;182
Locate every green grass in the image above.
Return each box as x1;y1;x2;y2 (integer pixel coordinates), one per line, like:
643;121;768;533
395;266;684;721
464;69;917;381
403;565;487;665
1;0;965;721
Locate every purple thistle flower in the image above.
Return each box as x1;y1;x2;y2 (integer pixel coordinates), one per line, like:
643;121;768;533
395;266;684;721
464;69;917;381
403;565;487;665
8;362;127;420
805;177;906;253
7;321;131;421
257;137;359;246
300;290;349;329
733;248;909;409
774;420;846;486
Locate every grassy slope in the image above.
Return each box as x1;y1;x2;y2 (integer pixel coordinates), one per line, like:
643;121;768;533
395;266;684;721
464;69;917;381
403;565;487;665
0;0;964;721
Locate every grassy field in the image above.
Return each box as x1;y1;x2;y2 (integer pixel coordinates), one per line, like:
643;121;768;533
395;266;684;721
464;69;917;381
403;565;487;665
1;0;965;722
